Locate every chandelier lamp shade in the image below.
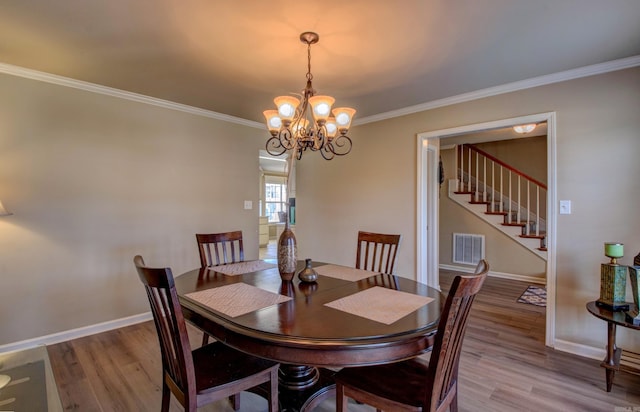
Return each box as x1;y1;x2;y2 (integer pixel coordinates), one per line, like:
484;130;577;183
264;32;356;161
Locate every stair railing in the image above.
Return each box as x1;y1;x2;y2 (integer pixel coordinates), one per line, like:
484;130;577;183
456;143;547;237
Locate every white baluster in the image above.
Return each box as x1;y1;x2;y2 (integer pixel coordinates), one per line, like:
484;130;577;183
517;175;521;226
536;185;540;237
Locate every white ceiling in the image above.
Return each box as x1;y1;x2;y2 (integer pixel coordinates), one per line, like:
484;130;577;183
0;0;639;125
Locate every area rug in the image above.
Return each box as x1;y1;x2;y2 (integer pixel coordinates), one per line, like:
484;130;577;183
0;346;62;411
0;360;47;411
517;285;547;307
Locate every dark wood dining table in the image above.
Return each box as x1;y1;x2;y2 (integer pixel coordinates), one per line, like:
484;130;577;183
175;260;443;412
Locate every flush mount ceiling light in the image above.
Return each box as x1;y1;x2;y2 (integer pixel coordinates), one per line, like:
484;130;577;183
513;123;537;134
264;32;356;161
0;200;12;216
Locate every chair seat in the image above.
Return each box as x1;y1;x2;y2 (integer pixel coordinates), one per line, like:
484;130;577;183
193;341;278;394
335;358;431;409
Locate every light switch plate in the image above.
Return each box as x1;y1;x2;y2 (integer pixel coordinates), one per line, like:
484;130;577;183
244;200;252;210
559;200;571;215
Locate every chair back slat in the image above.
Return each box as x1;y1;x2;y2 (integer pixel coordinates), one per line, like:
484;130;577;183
196;231;244;267
134;255;196;400
426;259;488;411
356;231;401;274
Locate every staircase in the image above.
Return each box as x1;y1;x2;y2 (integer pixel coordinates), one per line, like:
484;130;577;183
449;144;547;260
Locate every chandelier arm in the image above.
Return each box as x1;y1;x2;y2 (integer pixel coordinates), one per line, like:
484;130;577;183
278;128;297;150
313;125;326;151
329;135;353;156
266;136;288;157
320;144;335;160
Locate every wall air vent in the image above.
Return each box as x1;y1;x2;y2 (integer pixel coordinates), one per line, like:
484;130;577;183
453;233;485;265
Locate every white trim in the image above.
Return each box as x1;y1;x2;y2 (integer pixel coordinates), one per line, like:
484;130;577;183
0;312;152;354
416;138;439;288
356;55;640;126
545;113;558;348
0;62;264;130
417;112;557;348
439;264;545;285
553;339;605;361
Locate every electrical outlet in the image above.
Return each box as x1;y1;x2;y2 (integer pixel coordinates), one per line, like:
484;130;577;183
244;200;252;210
559;200;571;215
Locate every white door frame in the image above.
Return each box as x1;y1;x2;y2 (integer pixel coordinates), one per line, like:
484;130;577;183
416;112;557;348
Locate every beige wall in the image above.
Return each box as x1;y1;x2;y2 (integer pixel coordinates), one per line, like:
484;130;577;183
0;73;264;345
297;67;640;350
2;66;639;354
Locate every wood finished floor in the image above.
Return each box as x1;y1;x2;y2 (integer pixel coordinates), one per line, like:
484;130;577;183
47;271;640;411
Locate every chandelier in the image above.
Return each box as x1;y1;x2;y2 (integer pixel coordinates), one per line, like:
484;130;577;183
264;32;356;161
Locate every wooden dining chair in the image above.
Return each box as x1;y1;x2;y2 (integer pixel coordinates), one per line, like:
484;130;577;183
134;255;279;412
196;231;244;267
335;259;489;412
356;231;402;274
196;231;245;345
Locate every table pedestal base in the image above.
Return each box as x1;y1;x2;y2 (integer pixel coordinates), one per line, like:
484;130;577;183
278;365;336;412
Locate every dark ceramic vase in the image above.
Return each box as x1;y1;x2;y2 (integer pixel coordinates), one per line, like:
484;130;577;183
298;258;318;283
277;219;297;282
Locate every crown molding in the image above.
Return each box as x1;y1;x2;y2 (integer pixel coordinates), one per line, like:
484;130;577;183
0;62;265;130
355;55;640;126
2;55;639;129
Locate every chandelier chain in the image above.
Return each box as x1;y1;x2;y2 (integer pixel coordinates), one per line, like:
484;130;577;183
306;42;313;82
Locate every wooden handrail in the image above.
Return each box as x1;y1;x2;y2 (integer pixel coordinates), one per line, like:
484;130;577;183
467;144;547;189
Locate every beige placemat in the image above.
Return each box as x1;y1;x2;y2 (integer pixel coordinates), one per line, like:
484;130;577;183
324;286;434;325
209;260;276;276
186;283;292;317
314;264;379;281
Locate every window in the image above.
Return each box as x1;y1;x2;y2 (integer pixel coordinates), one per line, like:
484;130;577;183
265;180;287;223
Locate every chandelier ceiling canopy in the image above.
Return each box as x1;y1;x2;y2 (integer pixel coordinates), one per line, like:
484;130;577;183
264;32;356;161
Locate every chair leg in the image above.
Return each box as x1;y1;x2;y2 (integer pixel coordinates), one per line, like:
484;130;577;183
450;393;458;412
269;369;279;412
160;381;171;412
336;384;347;411
201;332;209;346
229;393;240;410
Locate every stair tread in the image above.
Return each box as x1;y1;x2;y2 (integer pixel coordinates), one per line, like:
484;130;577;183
520;234;546;239
485;211;508;215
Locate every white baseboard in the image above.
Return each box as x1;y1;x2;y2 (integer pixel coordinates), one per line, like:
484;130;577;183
0;312;152;354
553;338;605;361
439;263;546;285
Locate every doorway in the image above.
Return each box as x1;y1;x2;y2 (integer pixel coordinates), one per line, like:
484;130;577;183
416;112;557;347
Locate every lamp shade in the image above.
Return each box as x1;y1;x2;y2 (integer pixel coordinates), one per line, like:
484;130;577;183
0;200;11;216
263;110;282;133
308;95;335;123
332;107;356;131
274;96;300;122
325;117;338;138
